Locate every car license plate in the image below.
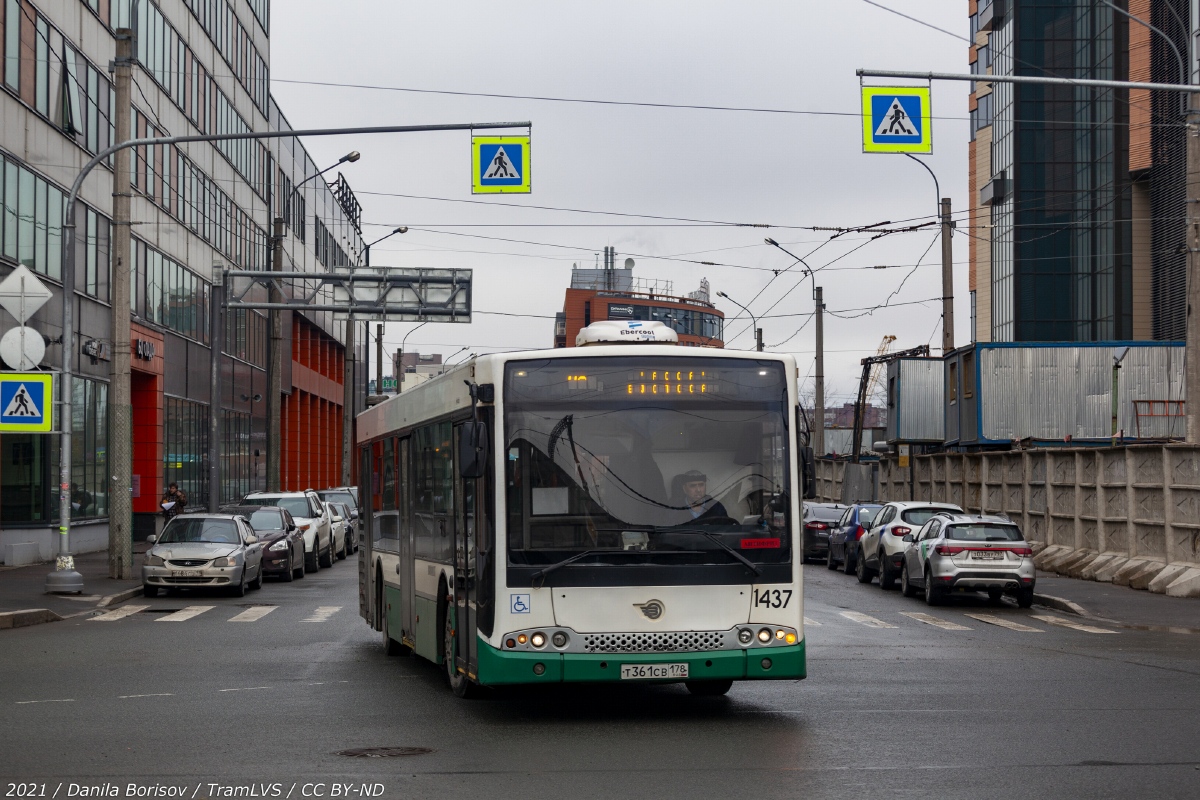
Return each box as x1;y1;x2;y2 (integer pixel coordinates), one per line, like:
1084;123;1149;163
171;570;202;577
972;551;1003;560
620;663;688;680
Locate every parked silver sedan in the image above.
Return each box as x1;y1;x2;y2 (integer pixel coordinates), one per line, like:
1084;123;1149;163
898;513;1035;607
142;514;264;598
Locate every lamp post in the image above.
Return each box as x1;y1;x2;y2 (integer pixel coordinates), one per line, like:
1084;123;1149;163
764;238;824;456
716;291;762;352
440;346;470;373
364;226;408;267
398;321;428;393
270;151;360;492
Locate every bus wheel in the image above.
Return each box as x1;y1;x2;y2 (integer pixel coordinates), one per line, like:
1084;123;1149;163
443;601;478;698
686;680;733;697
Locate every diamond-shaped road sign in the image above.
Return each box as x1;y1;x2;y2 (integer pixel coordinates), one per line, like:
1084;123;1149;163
0;265;53;324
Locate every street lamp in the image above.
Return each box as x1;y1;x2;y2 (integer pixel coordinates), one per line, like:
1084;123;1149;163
270;151;360;492
397;321;428;394
764;238;824;456
364;226;408;267
716;291;762;352
440;346;470;373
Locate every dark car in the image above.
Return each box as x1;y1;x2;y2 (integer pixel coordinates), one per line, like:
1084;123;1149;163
826;503;883;574
224;504;305;581
801;502;848;563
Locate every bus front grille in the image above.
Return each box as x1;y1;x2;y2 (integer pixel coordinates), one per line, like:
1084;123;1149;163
582;631;727;653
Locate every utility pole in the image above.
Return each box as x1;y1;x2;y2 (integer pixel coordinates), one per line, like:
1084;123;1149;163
1188;110;1200;443
940;197;955;355
268;217;284;491
814;286;825;458
341;319;354;486
207;276;225;510
107;28;134;579
376;324;385;394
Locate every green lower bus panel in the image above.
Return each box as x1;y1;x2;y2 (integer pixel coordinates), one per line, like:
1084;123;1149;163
476;641;806;685
413;595;440;663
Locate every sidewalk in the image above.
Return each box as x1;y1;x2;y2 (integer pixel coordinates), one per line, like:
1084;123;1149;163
0;544;148;628
1034;571;1200;632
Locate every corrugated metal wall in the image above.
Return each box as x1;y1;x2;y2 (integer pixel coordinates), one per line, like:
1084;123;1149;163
887;359;945;442
979;345;1185;440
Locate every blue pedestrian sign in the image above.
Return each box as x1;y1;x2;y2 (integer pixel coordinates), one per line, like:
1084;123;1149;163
861;86;932;154
0;372;53;432
473;136;531;194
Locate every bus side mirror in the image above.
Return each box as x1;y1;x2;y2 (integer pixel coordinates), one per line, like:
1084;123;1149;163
801;446;816;500
459;422;490;479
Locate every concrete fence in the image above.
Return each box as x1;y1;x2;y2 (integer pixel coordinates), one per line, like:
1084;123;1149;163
814;445;1200;598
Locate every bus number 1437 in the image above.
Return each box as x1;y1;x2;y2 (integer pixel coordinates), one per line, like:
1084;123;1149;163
753;588;793;609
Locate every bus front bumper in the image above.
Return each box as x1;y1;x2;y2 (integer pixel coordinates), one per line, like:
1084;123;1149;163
475;640;806;686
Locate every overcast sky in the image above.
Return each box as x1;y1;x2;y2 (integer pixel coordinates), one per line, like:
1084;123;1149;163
270;1;969;405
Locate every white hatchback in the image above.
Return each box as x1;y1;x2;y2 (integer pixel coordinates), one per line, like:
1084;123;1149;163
856;501;962;589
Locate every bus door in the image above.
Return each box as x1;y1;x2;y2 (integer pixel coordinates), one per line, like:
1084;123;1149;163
359;445;374;625
453;424;478;676
399;437;415;645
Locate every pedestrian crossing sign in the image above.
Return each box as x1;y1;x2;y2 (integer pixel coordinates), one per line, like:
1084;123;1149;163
862;86;932;153
0;372;52;432
472;135;531;194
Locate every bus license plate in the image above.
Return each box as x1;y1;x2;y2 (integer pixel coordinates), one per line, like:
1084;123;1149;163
620;663;688;680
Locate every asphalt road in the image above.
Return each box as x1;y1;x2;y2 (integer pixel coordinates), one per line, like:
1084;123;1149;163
2;556;1199;800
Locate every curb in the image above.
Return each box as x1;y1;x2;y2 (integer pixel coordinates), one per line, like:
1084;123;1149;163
97;586;143;608
1033;593;1088;617
0;609;64;629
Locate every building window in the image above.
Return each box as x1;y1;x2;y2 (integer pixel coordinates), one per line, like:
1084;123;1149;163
165;396;209;510
1;154;66;281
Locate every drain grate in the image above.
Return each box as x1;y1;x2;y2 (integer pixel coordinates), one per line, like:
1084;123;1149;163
336;747;434;758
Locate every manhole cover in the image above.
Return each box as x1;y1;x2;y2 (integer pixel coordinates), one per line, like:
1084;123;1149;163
336;747;434;758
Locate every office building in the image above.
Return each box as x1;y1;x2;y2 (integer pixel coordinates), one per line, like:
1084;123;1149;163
553;247;725;348
967;0;1188;343
0;1;366;557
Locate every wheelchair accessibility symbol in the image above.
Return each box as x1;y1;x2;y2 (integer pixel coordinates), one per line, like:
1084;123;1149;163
510;594;531;614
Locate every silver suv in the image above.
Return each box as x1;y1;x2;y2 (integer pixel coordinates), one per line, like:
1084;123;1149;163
898;513;1035;607
856;501;962;589
242;490;333;572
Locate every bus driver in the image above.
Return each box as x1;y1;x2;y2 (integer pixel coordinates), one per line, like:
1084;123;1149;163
679;470;728;521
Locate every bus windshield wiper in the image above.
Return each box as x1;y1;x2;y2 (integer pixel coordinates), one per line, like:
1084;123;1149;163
656;527;763;577
530;549;648;589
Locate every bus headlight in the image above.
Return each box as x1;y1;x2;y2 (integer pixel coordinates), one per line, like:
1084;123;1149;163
530;632;546;648
757;628;772;643
738;628;753;645
551;631;568;648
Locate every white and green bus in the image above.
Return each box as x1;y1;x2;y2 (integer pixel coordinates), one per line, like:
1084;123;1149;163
357;321;812;697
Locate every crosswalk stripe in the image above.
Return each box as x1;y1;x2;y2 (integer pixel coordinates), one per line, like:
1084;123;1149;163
157;605;214;622
899;611;972;631
964;613;1043;632
1031;614;1117;635
228;606;277;623
89;605;148;621
803;617;821;626
839;611;898;629
302;606;342;623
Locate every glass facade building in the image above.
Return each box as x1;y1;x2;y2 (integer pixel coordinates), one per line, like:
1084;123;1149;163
971;0;1138;343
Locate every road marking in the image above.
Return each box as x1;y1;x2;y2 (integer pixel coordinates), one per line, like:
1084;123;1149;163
156;605;215;622
964;613;1044;632
1031;614;1118;634
803;617;821;626
303;606;342;623
218;686;270;692
89;604;149;621
899;611;972;631
118;693;175;699
839;611;898;629
14;699;74;704
229;606;277;623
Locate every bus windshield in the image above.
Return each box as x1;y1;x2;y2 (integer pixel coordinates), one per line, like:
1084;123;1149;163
504;357;791;571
